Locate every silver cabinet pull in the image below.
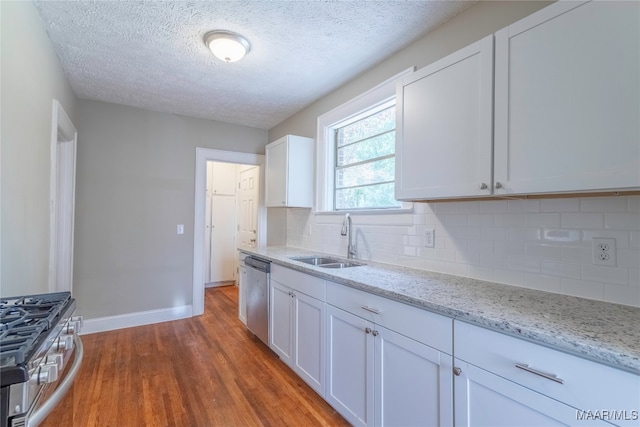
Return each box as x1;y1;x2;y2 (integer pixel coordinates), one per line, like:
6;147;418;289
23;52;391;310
365;327;372;334
479;183;488;190
515;363;564;384
361;305;380;314
453;367;462;376
371;330;379;337
495;182;503;189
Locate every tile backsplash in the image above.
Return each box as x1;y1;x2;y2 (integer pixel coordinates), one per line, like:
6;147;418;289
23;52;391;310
286;196;640;307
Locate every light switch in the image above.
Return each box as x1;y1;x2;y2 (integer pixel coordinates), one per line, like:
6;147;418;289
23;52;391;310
177;224;184;235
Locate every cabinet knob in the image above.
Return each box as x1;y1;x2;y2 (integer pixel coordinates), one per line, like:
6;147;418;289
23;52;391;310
371;330;379;337
365;327;372;334
479;183;488;190
453;367;462;376
494;182;503;189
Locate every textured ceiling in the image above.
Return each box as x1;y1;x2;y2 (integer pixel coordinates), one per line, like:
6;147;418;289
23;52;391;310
34;1;475;130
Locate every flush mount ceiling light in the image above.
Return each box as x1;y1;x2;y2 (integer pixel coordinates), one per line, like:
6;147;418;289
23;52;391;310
204;30;251;63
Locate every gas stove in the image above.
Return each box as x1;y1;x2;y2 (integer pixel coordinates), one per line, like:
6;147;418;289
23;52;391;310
0;292;83;427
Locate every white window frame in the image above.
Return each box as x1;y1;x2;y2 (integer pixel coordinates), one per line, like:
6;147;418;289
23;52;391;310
316;67;415;214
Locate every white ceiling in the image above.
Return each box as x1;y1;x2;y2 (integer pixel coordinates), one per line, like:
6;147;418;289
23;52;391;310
34;1;475;130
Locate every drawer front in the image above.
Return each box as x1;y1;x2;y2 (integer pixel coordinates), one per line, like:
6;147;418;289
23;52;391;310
271;264;326;301
326;281;452;354
455;320;640;425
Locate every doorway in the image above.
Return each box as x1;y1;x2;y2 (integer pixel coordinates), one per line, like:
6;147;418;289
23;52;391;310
204;162;259;288
48;100;78;293
192;148;265;316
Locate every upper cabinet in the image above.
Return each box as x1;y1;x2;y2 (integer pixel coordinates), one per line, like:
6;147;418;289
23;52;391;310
396;0;640;200
396;35;494;200
265;135;315;207
207;162;237;196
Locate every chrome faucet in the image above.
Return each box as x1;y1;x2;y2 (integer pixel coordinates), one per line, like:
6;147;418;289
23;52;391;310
341;213;357;259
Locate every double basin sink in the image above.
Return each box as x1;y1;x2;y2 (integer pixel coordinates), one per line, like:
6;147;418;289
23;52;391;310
290;256;365;269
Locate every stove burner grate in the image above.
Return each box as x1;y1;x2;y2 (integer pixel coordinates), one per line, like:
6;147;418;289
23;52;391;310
0;292;72;368
0;321;47;366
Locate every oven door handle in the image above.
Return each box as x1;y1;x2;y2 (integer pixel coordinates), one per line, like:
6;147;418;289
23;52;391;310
28;334;84;427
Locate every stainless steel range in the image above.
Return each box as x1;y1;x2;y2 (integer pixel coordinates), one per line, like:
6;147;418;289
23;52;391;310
0;292;83;427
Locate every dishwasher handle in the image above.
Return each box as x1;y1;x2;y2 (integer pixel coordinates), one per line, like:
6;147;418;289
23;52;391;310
245;256;271;273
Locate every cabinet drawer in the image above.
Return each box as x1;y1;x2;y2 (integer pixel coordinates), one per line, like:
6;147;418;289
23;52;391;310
326;281;452;354
455;320;640;422
271;264;326;301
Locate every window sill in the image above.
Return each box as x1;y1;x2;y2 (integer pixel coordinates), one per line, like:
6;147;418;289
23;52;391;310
314;207;414;216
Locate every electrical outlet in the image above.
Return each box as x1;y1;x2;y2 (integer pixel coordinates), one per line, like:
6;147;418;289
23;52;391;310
425;229;435;248
592;237;616;266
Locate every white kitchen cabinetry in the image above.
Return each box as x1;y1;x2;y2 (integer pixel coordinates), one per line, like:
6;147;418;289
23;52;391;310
454;321;640;427
325;282;453;427
265;135;314;207
396;35;494;200
269;264;325;395
207;161;237;195
494;0;639;195
396;0;640;200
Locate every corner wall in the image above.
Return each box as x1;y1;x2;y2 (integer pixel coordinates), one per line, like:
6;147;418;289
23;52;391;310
0;1;78;296
73;100;267;318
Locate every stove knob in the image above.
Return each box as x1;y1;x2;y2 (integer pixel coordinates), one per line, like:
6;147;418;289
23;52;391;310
46;352;64;371
66;317;83;334
31;363;59;385
56;334;74;351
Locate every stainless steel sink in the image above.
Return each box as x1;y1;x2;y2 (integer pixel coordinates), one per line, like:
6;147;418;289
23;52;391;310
290;256;365;269
318;262;363;269
292;256;342;266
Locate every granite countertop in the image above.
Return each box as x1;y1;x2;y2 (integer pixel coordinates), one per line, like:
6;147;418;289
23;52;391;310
241;246;640;374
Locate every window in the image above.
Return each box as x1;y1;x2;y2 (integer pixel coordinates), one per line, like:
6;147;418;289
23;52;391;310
316;68;414;213
334;102;400;210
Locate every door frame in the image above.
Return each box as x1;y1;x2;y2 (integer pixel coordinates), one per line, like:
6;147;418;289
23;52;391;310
192;147;264;316
48;100;78;293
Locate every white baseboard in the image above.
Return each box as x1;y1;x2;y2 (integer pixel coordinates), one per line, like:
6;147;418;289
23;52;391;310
80;305;193;335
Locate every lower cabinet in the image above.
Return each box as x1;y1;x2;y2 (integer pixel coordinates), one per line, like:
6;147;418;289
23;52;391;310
269;265;325;396
454;320;640;427
325;283;453;427
266;264;640;427
454;361;609;426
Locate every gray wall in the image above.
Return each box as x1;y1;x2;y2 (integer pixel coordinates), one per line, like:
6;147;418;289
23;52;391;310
1;1;78;296
269;1;551;141
74;100;267;318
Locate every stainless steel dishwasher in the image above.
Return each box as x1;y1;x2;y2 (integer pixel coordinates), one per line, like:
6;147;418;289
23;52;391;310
245;256;270;345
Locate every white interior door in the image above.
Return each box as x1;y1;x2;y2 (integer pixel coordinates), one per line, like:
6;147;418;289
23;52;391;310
209;195;237;283
239;166;259;249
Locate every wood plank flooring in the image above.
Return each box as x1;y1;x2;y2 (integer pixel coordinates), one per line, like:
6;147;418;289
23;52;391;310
41;286;349;427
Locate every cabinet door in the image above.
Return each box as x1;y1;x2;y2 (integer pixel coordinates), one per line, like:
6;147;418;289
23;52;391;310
238;264;247;324
265;139;288;207
270;280;293;365
211;162;238;195
375;326;453;427
326;305;374;427
293;292;325;396
396;35;493;200
453;360;611;427
494;1;640;194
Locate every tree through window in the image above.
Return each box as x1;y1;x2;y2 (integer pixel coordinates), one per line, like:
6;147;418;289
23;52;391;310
334;103;401;210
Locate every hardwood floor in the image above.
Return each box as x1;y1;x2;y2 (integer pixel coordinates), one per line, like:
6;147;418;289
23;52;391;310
41;286;349;427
